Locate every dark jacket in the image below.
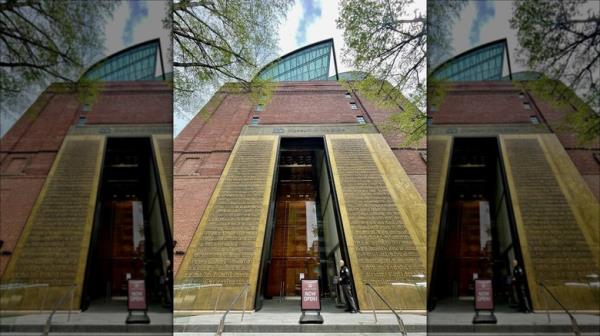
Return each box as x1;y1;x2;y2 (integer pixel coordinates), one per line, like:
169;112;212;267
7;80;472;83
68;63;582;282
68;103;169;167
513;265;525;284
340;265;352;285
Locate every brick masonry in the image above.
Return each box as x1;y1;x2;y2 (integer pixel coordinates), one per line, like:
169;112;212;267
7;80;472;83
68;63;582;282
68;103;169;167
174;81;426;274
0;81;172;277
430;80;599;200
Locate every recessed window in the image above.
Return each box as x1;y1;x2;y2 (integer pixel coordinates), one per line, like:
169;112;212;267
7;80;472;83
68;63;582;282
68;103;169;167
530;116;539;124
82;103;91;112
350;102;358;110
518;92;525;99
78;115;87;125
356;116;366;124
256;104;264;112
523;101;531;110
345;92;352;99
251;116;260;126
3;157;28;175
430;105;437;112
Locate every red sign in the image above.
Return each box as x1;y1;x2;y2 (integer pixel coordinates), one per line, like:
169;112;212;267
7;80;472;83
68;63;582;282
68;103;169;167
475;279;493;310
128;280;147;311
301;280;320;311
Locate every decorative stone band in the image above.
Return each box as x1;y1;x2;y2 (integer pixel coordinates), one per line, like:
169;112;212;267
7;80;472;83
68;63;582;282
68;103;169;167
325;134;426;310
500;133;599;311
0;136;105;311
174;135;278;311
152;134;173;229
426;136;452;287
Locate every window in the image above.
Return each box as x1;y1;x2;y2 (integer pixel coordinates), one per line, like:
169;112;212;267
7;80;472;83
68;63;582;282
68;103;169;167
2;157;28;175
251;116;260;126
345;92;351;99
78;115;87;125
518;92;525;99
356;116;366;124
350;102;358;110
523;101;531;110
256;103;264;112
530;116;539;124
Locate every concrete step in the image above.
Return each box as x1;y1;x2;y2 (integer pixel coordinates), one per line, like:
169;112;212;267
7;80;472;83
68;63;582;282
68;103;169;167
174;334;423;336
0;324;172;334
175;323;418;333
1;334;171;336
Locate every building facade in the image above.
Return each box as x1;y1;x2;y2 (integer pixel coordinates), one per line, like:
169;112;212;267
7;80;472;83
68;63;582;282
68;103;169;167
173;75;427;311
0;41;173;311
428;43;599;312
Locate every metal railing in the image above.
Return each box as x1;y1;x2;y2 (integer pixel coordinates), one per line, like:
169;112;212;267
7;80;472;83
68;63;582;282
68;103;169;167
537;282;580;336
174;283;223;313
216;283;250;336
43;284;77;336
0;283;49;313
364;283;407;336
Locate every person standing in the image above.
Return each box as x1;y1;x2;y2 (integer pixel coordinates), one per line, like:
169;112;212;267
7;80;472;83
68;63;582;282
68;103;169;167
339;259;358;313
512;259;531;313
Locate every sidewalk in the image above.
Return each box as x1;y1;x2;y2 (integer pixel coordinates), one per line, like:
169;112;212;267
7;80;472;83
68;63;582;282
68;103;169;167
0;301;172;335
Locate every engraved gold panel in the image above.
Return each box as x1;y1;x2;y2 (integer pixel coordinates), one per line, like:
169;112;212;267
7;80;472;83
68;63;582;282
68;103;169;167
152;134;173;229
325;134;426;310
175;135;277;310
426;136;452;286
1;136;105;310
500;134;600;311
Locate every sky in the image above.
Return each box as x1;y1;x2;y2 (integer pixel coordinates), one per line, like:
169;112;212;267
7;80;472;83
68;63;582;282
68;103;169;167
444;0;525;74
103;0;172;74
0;1;171;137
174;0;426;135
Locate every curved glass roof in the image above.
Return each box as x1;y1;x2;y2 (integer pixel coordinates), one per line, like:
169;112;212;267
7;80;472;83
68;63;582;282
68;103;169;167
431;39;510;82
81;39;164;81
257;38;337;81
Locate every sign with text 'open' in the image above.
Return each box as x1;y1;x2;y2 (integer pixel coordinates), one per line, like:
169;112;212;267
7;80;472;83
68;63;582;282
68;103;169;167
301;280;320;311
475;279;493;311
128;280;147;311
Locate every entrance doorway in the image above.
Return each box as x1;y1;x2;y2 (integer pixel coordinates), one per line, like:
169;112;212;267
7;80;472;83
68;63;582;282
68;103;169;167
258;138;348;307
430;137;529;310
82;138;172;310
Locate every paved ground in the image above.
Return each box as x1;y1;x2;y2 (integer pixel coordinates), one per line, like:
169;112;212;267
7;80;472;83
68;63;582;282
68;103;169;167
0;300;172;335
1;298;598;335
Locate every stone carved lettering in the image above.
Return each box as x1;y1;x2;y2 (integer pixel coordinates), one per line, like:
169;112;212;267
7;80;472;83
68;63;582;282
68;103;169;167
331;138;422;283
504;139;596;284
8;139;101;286
182;140;273;286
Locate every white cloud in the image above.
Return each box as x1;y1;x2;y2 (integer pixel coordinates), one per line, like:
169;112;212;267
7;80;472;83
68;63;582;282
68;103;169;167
103;1;130;57
278;1;303;55
131;1;172;72
304;0;349;74
450;1;525;73
102;1;171;73
451;1;477;56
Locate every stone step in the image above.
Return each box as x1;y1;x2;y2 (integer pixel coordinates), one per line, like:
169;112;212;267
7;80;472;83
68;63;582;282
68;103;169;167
0;324;172;334
175;323;415;333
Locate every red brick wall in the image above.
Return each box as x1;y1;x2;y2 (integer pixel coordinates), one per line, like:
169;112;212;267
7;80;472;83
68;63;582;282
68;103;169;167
173;81;427;274
432;82;533;125
0;81;172;276
87;82;172;125
430;81;599;200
